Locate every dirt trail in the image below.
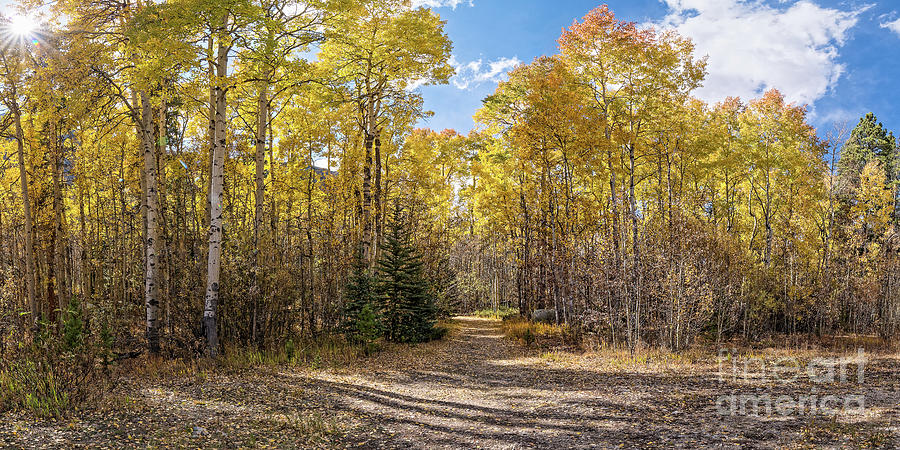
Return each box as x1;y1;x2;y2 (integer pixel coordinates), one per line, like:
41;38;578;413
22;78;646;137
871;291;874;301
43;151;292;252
293;317;899;449
2;317;898;448
303;318;742;448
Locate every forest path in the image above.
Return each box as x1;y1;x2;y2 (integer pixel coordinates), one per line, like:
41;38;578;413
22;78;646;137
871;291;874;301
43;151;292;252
294;316;749;448
2;317;898;448
300;317;899;448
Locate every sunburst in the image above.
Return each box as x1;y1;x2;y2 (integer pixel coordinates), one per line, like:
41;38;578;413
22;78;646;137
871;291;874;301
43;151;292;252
1;14;41;51
9;14;36;37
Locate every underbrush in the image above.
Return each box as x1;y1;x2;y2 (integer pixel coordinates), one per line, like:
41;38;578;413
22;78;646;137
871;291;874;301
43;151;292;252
735;333;897;355
223;321;452;371
502;317;580;349
2;315;454;417
473;306;520;320
0;307;105;418
0;358;71;418
114;335;370;387
574;333;885;372
428;323;451;342
222;334;366;371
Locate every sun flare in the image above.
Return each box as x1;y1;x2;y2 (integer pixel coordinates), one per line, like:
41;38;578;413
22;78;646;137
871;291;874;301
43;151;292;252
8;14;36;37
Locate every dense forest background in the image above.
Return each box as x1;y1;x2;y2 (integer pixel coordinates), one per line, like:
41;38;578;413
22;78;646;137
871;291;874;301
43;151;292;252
0;0;898;369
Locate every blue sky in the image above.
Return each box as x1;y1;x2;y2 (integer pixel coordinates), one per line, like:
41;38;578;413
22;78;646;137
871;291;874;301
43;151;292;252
414;0;900;139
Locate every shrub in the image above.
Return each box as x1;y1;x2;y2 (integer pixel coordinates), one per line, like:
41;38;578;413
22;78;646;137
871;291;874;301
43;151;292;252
285;339;296;360
429;324;450;341
62;296;85;351
354;303;381;355
99;322;114;361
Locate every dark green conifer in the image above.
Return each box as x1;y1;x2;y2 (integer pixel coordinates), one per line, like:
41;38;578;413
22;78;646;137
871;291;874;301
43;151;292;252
342;253;381;349
376;203;437;343
837;112;898;196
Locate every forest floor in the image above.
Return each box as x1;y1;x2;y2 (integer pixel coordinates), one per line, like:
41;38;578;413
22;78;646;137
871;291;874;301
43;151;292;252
2;317;900;449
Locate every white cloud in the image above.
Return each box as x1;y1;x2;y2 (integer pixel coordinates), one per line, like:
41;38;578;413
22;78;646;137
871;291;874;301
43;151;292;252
411;0;473;9
809;106;858;125
881;17;900;37
658;0;866;106
449;56;521;90
405;78;430;91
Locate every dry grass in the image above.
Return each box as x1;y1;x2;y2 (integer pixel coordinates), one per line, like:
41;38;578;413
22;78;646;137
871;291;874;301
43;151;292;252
574;339;885;375
121;321;460;382
501;317;580;349
498;318;894;376
221;335;364;371
115;335;366;387
473;306;520;320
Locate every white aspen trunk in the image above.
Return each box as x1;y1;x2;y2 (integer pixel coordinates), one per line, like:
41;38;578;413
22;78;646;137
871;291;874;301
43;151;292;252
204;16;229;357
251;82;268;345
763;140;773;267
361;93;374;266
141;91;161;354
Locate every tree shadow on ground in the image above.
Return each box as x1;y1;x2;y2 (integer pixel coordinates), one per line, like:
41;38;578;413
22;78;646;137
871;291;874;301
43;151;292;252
4;317;894;449
262;317;900;449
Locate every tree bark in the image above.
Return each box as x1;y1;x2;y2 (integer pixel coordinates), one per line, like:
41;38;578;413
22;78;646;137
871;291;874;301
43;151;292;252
763;141;773;267
204;15;229;357
156;99;172;345
374;132;382;258
361;116;374;266
49;116;70;329
251;82;268;345
141;91;161;354
9;86;36;325
628;143;641;352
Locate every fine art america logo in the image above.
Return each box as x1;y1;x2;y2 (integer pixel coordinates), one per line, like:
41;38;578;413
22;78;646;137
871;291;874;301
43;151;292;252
715;348;867;417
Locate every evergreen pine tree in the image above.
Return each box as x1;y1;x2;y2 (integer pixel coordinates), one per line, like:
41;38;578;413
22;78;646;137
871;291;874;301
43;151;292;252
376;203;437;343
342;253;381;349
837;113;898;200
